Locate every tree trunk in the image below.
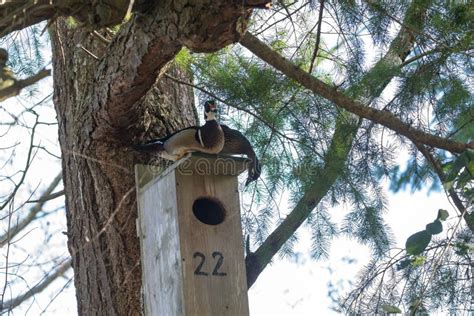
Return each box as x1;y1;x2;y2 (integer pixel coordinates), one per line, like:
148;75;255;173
50;1;254;314
50;21;196;316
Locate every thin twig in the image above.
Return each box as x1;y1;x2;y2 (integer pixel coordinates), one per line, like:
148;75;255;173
90;31;111;45
308;0;325;73
26;190;64;204
0;116;39;211
77;45;100;61
1;259;72;312
0;201;14;311
411;208;469;312
0;173;62;247
0;69;51;102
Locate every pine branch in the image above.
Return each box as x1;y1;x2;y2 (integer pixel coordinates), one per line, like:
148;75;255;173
308;0;325;73
0;1;56;37
244;0;433;287
414;143;473;232
239;33;472;154
246;115;357;287
0;1;135;37
0;68;51;102
25;190;64;204
401;31;472;68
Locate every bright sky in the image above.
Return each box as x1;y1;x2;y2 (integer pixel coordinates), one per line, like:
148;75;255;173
249;186;453;315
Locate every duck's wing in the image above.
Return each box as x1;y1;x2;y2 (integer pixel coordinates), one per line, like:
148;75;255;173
147;126;199;144
135;126;199;152
220;124;252;154
220;124;261;185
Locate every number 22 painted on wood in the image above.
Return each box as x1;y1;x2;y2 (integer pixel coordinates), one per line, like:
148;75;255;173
193;251;227;276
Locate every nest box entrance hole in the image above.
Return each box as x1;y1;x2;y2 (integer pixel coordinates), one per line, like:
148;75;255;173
192;197;226;225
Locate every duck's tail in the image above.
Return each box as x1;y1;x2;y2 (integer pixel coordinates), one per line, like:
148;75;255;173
134;140;164;152
245;153;261;186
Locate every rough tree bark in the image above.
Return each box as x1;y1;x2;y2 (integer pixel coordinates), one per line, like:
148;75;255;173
49;1;262;314
51;23;195;315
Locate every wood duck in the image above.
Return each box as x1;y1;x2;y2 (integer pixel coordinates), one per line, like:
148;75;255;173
135;100;225;161
220;124;261;186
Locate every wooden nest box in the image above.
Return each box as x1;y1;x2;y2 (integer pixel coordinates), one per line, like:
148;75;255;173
135;153;250;316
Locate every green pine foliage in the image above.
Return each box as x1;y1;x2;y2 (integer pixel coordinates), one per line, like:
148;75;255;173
192;49;330;241
342;204;393;257
279;231;298;259
389;154;441;193
1;24;47;76
166;1;474;313
307;207;338;260
344;230;472;313
377;1;473;196
190;47;394;260
0;23;49;100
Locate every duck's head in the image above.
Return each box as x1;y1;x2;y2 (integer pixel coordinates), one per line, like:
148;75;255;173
204;100;218;121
